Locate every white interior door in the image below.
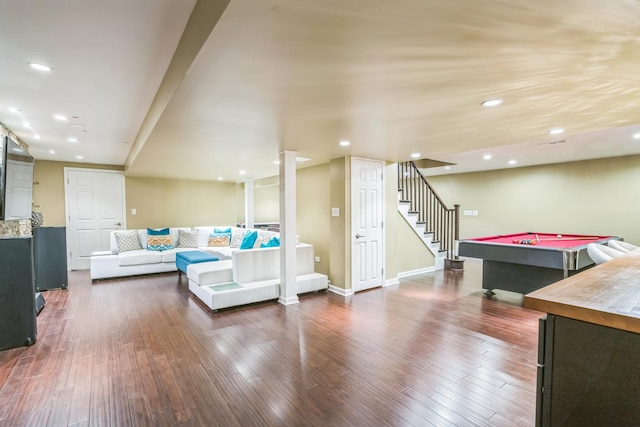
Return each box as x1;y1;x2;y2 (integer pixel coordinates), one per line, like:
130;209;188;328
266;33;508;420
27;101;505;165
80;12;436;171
65;168;125;270
351;158;384;292
4;160;34;220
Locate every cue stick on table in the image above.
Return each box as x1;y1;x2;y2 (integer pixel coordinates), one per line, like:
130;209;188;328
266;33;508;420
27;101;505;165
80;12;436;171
527;236;601;241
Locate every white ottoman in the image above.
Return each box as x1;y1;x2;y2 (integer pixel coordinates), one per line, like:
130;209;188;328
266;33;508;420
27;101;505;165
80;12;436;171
186;260;233;286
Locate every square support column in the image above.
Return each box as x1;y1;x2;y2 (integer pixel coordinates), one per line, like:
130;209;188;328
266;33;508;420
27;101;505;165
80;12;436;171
278;150;299;305
244;179;254;229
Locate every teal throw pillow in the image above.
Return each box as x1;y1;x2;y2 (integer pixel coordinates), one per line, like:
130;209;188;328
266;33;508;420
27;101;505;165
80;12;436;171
240;230;258;249
260;237;280;248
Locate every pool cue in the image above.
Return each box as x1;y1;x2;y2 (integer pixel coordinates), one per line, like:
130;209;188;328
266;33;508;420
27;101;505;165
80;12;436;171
533;237;601;241
535;234;540;243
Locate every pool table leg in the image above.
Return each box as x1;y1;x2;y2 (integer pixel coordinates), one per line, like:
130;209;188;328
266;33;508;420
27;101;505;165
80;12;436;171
483;289;495;296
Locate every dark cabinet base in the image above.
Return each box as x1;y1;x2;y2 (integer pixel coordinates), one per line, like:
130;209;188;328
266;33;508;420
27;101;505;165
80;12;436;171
537;315;640;426
0;237;37;350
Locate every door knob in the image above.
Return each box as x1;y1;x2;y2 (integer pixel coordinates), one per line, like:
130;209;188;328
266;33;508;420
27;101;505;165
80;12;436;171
114;222;122;226
356;234;366;239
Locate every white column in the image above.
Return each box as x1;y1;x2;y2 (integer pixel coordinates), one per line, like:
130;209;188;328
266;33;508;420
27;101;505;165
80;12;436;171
278;150;299;305
244;179;254;228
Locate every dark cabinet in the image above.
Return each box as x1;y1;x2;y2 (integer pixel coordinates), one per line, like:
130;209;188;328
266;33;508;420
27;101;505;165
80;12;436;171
33;227;68;291
0;237;37;350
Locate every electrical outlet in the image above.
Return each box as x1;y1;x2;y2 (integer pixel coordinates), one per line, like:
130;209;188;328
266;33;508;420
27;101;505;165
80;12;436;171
131;208;137;215
314;256;320;263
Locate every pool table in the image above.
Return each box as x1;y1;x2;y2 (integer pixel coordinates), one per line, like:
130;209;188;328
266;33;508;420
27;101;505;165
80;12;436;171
458;232;621;295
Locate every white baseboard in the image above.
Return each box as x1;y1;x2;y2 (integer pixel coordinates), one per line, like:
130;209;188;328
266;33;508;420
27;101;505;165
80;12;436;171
278;296;300;305
384;277;400;287
328;285;353;297
397;266;436;279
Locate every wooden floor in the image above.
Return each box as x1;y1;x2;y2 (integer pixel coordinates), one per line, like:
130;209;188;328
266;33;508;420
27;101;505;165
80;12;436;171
0;260;543;426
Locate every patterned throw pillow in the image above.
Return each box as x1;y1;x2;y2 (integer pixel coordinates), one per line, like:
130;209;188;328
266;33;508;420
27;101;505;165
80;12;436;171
260;237;280;248
253;233;271;248
230;229;244;248
208;228;231;247
177;229;198;248
147;228;174;251
208;234;230;247
114;230;143;253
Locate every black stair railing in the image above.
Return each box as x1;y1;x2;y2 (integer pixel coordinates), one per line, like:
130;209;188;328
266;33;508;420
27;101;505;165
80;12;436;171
398;161;460;261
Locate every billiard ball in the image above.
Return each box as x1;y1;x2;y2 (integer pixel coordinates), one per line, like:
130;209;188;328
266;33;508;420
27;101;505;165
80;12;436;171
557;234;563;238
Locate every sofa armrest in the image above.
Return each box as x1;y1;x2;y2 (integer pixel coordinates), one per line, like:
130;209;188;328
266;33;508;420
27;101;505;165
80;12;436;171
91;250;113;257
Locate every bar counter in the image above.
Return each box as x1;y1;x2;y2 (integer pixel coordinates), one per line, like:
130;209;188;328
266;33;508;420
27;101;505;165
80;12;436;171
524;250;640;426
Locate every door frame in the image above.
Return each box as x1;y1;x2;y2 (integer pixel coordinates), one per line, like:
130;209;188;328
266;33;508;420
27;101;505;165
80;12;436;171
350;157;385;292
64;167;126;270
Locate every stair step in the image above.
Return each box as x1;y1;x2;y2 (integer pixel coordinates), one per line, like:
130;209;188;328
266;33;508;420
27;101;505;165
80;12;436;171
416;221;426;225
408;211;419;215
399;200;411;204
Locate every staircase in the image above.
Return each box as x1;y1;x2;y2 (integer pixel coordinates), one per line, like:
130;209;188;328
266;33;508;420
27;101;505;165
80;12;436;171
397;161;464;271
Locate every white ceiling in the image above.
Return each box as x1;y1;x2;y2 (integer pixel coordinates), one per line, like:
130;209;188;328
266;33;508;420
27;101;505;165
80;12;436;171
2;0;640;182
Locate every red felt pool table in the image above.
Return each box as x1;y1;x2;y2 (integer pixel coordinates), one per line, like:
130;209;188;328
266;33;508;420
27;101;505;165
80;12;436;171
458;232;621;295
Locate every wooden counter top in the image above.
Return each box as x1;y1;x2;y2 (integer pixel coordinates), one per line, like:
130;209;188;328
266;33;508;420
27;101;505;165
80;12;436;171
524;250;640;334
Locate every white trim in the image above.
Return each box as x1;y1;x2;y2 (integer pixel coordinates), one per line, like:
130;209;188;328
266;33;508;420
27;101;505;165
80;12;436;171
278;296;300;305
397;266;436;279
384;277;400;287
328;285;353;297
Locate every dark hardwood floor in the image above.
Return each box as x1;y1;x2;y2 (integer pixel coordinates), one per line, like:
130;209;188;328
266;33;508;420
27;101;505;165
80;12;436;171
0;260;543;426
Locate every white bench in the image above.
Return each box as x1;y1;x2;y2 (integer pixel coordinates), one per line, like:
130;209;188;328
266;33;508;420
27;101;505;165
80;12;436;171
186;244;328;311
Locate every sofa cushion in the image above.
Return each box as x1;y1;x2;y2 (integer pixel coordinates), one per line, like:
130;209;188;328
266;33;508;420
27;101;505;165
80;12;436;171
253;233;271;248
208;234;230;247
240;230;258;249
187;260;233;286
114;230;143;253
161;247;198;263
177;229;198;248
147;228;174;251
118;250;163;266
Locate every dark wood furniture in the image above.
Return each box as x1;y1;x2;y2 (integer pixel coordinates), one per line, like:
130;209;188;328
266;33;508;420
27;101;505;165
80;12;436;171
33;226;68;291
0;237;37;350
524;250;640;426
459;232;620;295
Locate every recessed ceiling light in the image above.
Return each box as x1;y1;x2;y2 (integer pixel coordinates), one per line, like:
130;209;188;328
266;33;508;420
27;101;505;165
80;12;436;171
274;160;280;165
508;160;517;165
23;123;32;128
217;177;223;181
633;133;640;140
76;155;84;160
29;62;52;72
410;153;420;159
548;128;564;135
49;150;55;154
34;135;41;139
339;140;350;146
444;166;451;170
9;107;21;113
54;114;68;121
68;137;78;142
483;154;492;160
296;156;311;162
481;98;503;107
239;170;246;175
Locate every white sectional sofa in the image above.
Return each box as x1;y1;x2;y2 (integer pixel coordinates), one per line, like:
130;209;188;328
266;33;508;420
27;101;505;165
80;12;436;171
187;243;328;311
90;226;280;280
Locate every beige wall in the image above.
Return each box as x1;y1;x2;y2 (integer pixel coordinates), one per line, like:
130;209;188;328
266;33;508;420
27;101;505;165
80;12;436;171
296;164;330;277
33;161;124;227
254;176;280;223
427;154;640;244
396;212;436;272
329;157;350;289
125;177;238;228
